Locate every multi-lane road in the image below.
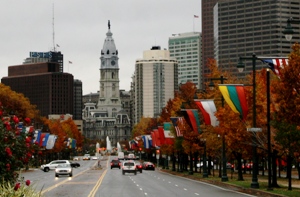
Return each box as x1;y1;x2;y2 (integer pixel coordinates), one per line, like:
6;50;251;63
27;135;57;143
22;156;257;197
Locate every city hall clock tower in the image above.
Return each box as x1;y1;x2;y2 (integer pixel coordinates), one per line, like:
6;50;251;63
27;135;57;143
97;20;122;117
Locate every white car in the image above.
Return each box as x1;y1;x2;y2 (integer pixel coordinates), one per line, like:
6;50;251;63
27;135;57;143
197;161;214;168
55;164;73;177
41;160;71;172
83;154;91;160
122;160;137;175
91;156;98;160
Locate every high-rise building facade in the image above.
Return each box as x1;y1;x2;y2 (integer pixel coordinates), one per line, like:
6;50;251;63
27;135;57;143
214;0;300;77
169;32;202;89
202;0;219;85
82;21;131;146
73;79;82;120
1;62;74;117
134;46;178;124
24;51;64;72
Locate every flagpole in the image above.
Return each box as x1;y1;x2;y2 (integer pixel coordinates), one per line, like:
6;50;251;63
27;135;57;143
193;17;195;32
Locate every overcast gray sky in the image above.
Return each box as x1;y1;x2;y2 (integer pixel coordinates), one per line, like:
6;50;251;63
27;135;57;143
1;0;202;95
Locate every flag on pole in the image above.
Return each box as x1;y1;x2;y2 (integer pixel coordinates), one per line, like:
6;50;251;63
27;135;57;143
170;117;184;137
56;44;60;47
260;58;288;78
154;129;161;147
195;100;219;127
163;122;174;145
46;135;57;149
158;126;165;145
142;135;152;149
218;84;249;121
69;61;72;64
182;109;201;134
194;15;199;18
42;133;50;146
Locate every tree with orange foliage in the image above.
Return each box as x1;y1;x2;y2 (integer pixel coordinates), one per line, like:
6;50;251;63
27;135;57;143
271;43;300;190
0;83;39;119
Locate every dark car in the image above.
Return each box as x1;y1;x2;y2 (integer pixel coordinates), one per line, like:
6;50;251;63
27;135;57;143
135;161;143;173
143;162;155;170
111;159;121;169
70;161;80;168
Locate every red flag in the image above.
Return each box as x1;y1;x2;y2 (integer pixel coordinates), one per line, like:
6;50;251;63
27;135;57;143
154;129;161;147
158;126;165;145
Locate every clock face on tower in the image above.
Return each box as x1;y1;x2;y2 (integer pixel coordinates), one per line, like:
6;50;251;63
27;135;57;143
111;60;116;66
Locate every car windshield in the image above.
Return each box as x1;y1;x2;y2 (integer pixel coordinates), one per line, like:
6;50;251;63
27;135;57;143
57;164;70;168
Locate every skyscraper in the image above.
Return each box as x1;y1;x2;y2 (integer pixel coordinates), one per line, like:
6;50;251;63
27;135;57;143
202;0;219;85
1;62;74;117
134;46;178;124
169;32;202;89
214;0;300;77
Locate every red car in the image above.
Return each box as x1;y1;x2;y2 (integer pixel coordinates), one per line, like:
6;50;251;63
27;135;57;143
135;161;143;173
110;159;121;169
143;162;155;170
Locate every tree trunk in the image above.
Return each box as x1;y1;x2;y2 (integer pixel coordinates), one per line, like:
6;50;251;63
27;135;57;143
272;149;280;187
287;155;293;191
233;151;244;181
297;162;300;180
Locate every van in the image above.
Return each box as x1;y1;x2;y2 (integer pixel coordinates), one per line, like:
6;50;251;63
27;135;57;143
118;152;125;160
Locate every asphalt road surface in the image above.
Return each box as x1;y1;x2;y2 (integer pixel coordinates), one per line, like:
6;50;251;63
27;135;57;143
22;156;257;197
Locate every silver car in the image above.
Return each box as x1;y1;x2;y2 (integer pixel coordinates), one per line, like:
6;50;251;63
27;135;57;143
122;160;136;175
55;164;73;177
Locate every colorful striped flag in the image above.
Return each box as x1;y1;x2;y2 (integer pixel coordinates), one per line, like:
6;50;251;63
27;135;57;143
163;122;174;145
182;109;201;134
170;117;184;137
195;100;219;127
260;58;288;78
218;84;249;121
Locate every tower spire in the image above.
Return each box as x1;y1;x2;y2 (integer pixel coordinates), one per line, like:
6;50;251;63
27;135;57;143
108;20;111;30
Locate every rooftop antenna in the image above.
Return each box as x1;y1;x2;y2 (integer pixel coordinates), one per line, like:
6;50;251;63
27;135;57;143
52;3;56;52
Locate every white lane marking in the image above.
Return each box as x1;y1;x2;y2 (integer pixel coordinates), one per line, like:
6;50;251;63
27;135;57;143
184;188;187;191
140;188;143;191
175;184;178;187
168;181;171;183
145;193;147;196
195;193;199;196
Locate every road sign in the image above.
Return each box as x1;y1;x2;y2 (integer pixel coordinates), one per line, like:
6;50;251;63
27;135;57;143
247;128;262;132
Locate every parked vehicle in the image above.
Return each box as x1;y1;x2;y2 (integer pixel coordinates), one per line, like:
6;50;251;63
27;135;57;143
122;160;136;175
196;161;214;168
83;154;91;160
70;161;80;168
41;160;71;172
127;153;135;160
143;162;155;170
226;162;234;169
111;159;121;169
135;161;143;173
55;164;73;177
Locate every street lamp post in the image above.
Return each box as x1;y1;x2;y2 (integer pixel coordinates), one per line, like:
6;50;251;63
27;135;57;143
283;17;300;41
209;76;228;182
237;53;259;189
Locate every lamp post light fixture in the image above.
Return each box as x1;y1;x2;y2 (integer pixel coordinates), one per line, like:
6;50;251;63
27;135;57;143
209;76;228;182
237;53;259;189
283;17;300;41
